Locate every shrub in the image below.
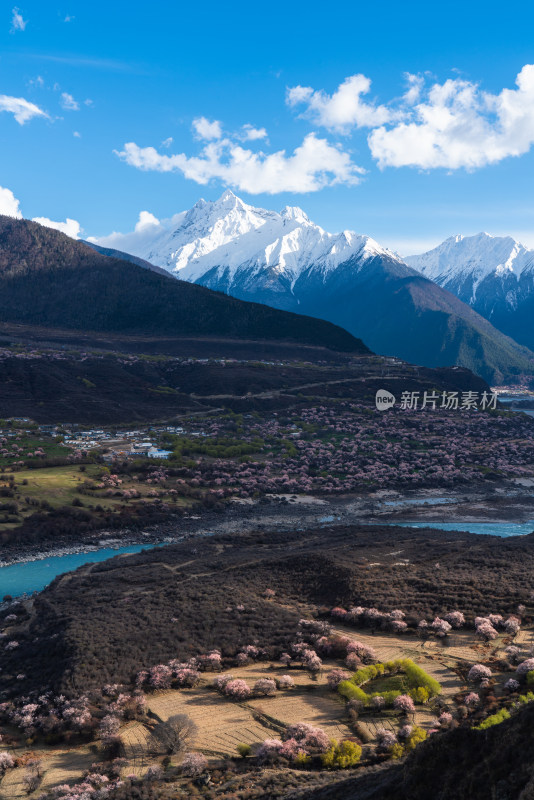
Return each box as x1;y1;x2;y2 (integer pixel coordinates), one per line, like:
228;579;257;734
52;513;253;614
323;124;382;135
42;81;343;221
468;664;492;683
408;686;430;704
181;752;207;777
352;664;385;686
475;708;511;730
331;607;348;619
224;679;251;700
145;764;164;781
390;619;408;634
338;681;368;704
340;659;439;706
443;611;465;628
516;658;534;676
99;714;120;745
321;739;362;769
346;652;362;670
285;722;330;753
505;645;521;663
376;728;397;751
253;678;277;697
404;725;427;752
476;621;498;641
346;640;377;663
375;690;402;707
302;649;322;675
213;673;234;692
401;660;441;697
431;617;452;637
237;743;251;758
464;692;480;707
394;694;415;714
390;742;405;759
0;751;15;774
327;669;351;690
257;738;284;762
22;759;43;794
503;616;521;635
293;751;312;767
174;668;201;688
277;674;295;689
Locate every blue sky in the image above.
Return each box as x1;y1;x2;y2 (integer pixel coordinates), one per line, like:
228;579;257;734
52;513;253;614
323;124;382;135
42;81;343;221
1;0;534;254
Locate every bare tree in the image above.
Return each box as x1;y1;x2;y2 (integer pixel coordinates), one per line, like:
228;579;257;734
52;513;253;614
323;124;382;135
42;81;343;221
148;714;197;756
22;759;43;794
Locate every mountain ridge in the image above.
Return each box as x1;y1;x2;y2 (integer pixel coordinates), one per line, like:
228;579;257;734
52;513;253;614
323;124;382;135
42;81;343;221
0;214;368;354
92;192;534;384
405;232;534;351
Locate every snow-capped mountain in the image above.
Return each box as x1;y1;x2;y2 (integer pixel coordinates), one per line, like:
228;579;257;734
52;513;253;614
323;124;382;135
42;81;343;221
406;233;534;351
98;189;401;290
91;192;534;383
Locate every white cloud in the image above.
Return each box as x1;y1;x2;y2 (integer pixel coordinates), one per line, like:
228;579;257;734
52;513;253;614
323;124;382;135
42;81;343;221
369;65;534;170
135;210;160;230
11;6;26;32
161;136;173;148
32;216;81;239
114;133;365;194
88;209;168;251
60;92;79;111
0;184;81;237
241;124;268;141
73;130;81;137
402;73;424;105
0;186;22;218
0;94;48;124
192;117;222;141
286;74;392;133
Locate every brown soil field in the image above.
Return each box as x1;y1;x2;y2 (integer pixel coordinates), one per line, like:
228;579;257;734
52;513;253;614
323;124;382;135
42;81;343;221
1;624;528;797
0;743;94;799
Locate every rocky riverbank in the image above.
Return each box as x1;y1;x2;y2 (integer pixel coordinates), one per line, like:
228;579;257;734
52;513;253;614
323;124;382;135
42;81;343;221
2;481;534;570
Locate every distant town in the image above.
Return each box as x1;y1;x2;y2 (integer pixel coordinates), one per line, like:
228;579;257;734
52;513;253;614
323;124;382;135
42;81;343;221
0;420;207;462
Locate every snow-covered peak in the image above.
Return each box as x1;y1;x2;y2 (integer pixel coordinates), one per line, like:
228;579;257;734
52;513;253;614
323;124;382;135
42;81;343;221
406;232;534;285
280;205;310;224
92;190;402;285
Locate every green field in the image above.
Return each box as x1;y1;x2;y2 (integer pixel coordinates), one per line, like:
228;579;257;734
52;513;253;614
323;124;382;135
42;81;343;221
0;463;193;532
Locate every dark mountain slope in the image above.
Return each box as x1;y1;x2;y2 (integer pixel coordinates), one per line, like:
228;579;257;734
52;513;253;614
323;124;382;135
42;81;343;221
211;252;534;384
83;239;172;277
109;192;533;383
406;233;534;352
302;702;534;800
0;216;367;354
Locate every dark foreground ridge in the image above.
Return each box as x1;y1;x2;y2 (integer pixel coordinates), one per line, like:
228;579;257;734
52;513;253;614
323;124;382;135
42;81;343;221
301;701;534;800
0;215;367;353
3;523;533;696
0;331;488;423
